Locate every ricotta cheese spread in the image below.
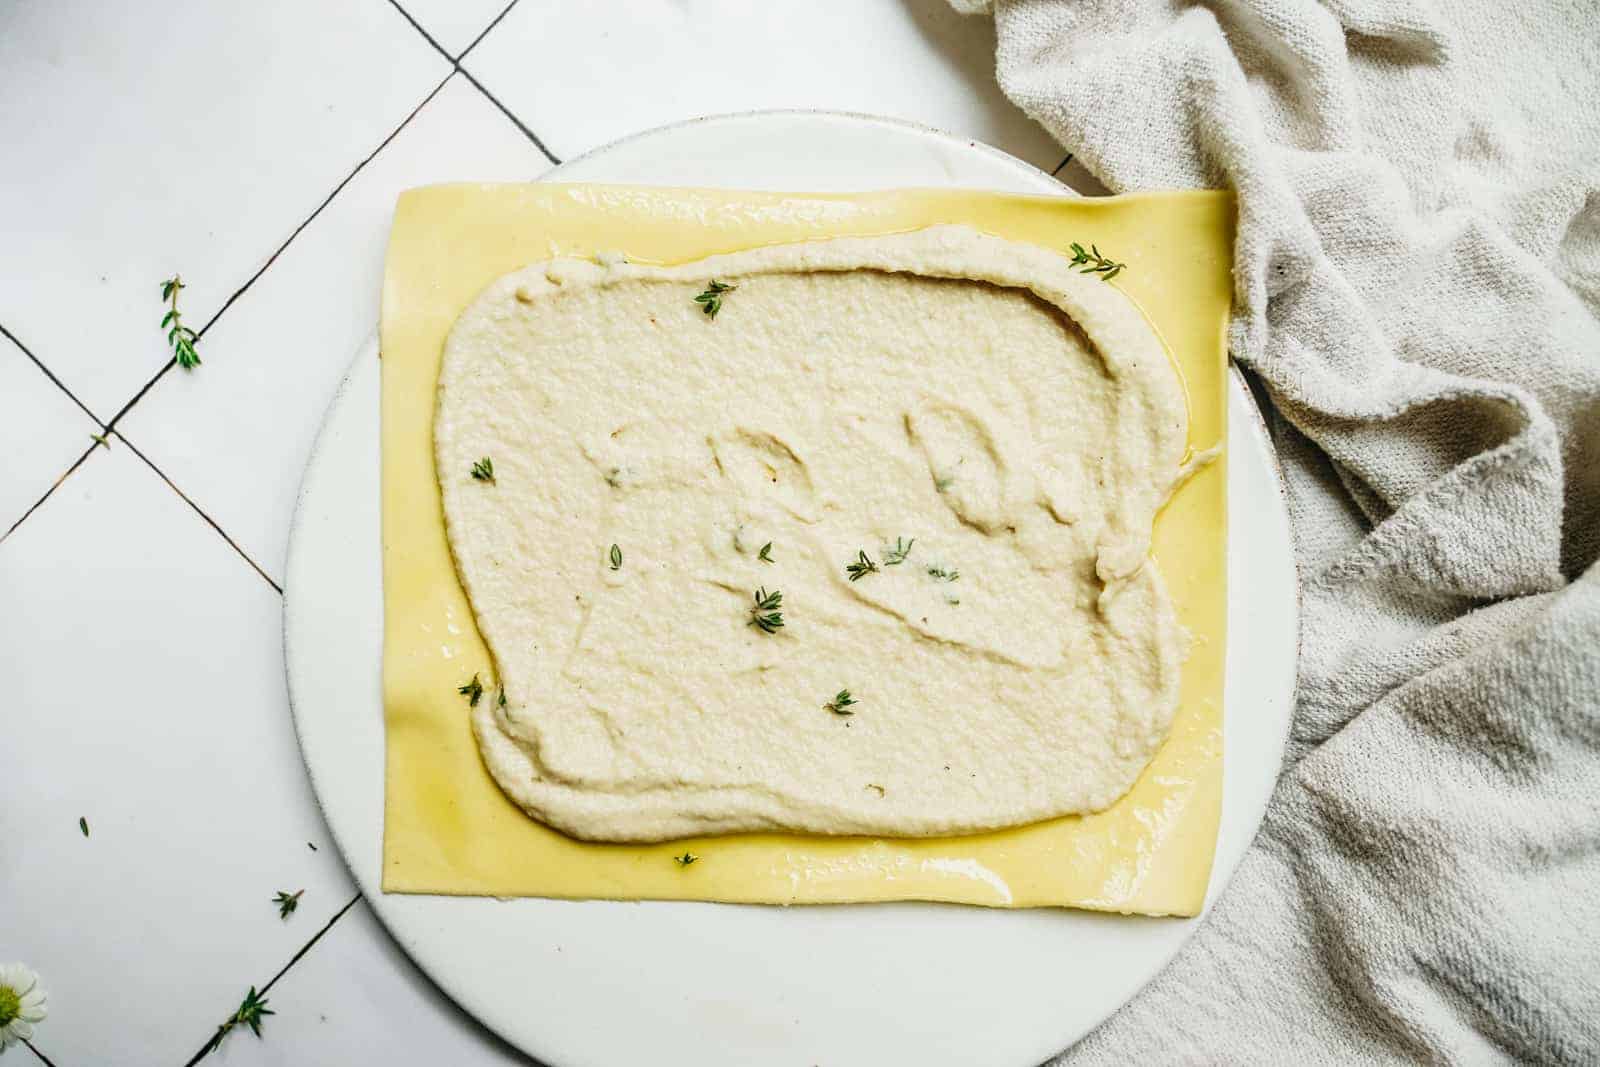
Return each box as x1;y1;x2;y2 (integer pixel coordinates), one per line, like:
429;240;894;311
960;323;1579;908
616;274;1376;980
434;225;1189;841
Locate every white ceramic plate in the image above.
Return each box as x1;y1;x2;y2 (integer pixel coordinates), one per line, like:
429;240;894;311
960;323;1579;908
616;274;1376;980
285;111;1297;1067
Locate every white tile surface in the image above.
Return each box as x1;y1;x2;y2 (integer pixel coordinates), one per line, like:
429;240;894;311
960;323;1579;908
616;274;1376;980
398;0;512;58
0;334;101;533
0;441;356;1064
229;901;533;1066
0;0;446;417
467;0;1064;171
119;75;554;586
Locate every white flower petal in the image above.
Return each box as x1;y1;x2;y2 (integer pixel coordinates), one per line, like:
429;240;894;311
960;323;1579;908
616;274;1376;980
0;1017;35;1047
0;964;38;997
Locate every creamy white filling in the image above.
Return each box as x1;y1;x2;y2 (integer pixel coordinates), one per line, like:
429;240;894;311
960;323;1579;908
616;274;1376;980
435;226;1188;842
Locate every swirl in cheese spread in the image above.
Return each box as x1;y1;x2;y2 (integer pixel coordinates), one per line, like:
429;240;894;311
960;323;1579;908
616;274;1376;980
435;226;1188;842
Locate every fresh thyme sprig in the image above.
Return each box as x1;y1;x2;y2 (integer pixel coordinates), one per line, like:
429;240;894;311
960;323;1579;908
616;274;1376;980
609;543;623;570
927;565;959;582
203;987;274;1056
823;689;857;716
160;275;202;369
845;550;879;581
758;541;774;563
1068;242;1126;281
693;280;736;318
748;587;784;633
674;852;698;867
470;457;495;482
273;889;303;920
883;537;915;565
458;673;484;707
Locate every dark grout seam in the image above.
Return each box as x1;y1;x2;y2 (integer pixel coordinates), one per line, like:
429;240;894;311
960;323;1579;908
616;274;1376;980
459;0;523;62
2;438;101;544
383;0;453;57
112;431;284;594
458;67;563;165
1;322;108;428
180;892;363;1067
0;324;111;544
385;0;562;165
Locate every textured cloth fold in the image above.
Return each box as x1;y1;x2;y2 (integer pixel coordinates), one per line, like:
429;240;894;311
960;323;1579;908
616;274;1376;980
953;0;1600;1061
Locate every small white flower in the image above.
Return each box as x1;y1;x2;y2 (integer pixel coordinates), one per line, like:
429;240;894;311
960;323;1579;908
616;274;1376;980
0;963;47;1052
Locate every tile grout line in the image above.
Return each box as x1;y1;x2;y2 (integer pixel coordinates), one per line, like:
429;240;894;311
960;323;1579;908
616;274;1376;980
457;0;523;62
179;892;363;1067
457;67;563;165
2;439;102;544
382;0;451;57
0;322;108;429
385;0;562;165
112;430;284;594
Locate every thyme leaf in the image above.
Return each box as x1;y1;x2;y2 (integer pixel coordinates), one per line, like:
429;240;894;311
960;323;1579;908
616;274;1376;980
748;587;784;634
883;537;915;565
1068;242;1126;281
823;689;857;716
159;275;202;369
845;550;879;582
273;889;303;920
693;280;737;318
204;986;274;1056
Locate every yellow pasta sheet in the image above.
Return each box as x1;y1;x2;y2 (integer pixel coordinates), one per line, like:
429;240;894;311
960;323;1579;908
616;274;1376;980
381;184;1233;914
